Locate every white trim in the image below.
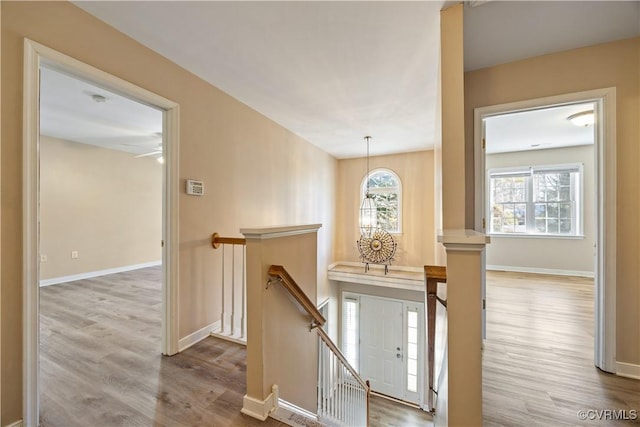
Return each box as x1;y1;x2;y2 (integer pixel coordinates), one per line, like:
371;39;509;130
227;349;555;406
271;398;319;426
23;39;181;427
23;38;40;427
473;88;617;373
616;362;640;380
241;224;322;240
210;319;248;346
5;420;25;427
241;384;279;421
332;261;423;274
487;265;594;278
39;261;162;287
178;321;218;352
328;269;424;292
437;229;491;246
489;233;585;240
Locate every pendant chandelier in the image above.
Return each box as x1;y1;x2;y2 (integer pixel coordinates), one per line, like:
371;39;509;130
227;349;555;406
357;135;397;274
359;136;377;238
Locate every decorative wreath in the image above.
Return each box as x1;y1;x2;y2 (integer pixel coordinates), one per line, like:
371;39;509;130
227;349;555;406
357;228;397;267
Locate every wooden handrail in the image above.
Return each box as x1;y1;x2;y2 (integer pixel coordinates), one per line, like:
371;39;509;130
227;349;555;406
425;265;447;413
316;326;370;391
270;265;369;425
267;265;326;327
211;232;246;249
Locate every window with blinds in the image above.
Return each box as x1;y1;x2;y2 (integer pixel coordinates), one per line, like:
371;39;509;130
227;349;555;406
489;164;583;236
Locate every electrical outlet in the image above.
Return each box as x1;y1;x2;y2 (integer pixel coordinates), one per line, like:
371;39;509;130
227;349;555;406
40;255;47;263
71;251;79;259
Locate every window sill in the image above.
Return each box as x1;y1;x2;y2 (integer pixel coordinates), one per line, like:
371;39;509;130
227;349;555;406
489;233;585;240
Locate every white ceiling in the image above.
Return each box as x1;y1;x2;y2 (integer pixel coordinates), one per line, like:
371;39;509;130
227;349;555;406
48;1;639;159
484;102;595;155
40;66;163;156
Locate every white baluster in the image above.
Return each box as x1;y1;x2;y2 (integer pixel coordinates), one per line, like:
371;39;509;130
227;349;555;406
241;245;246;339
221;245;225;333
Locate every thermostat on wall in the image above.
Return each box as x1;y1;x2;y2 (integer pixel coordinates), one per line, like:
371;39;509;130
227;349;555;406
186;179;204;196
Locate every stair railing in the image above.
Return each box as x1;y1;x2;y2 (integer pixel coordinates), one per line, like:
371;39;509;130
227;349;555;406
211;232;247;344
267;265;370;426
425;265;447;413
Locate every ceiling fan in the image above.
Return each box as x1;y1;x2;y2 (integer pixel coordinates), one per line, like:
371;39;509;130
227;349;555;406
134;143;163;158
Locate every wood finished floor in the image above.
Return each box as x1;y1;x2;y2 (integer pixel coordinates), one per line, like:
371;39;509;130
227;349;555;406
483;271;640;426
39;267;429;427
42;267;637;427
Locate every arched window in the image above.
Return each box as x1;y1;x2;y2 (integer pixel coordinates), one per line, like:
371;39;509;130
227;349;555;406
361;168;402;233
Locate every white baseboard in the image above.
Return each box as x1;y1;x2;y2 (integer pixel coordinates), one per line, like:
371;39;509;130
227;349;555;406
617;362;640;380
487;265;594;278
39;260;162;287
5;420;24;427
241;385;278;421
178;321;218;352
271;398;320;427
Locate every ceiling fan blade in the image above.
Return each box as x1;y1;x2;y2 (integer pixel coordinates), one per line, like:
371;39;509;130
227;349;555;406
134;150;162;158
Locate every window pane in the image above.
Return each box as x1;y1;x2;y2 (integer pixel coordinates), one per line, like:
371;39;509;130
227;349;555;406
408;311;417;328
368;171;396;188
560;203;571;219
408;361;417;375
407;374;417;393
408;343;417;359
560;219;572;233
364;170;401;233
492;166;581;236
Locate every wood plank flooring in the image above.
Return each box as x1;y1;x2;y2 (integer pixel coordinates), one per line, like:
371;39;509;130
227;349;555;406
43;267;635;426
39;267;287;427
483;271;640;426
39;267;430;427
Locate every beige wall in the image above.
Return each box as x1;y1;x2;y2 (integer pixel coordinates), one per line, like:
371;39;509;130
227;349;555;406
465;37;640;366
335;150;435;267
486;145;595;275
40;136;162;280
440;3;467;230
245;228;319;413
1;2;337;423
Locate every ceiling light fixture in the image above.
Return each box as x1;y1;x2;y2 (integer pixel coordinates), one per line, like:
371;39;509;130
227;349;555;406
359;136;377;238
157;156;164;164
91;94;107;103
567;110;594;127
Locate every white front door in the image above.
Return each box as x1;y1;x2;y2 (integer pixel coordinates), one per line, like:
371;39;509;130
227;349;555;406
359;296;404;399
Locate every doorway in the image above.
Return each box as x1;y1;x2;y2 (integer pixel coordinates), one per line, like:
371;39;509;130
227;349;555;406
343;293;424;405
23;39;180;426
474;88;617;373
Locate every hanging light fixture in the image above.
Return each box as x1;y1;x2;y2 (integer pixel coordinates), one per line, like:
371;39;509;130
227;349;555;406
359;136;377;238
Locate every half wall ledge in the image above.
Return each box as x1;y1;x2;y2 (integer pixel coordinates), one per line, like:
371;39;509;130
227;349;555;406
240;224;322;240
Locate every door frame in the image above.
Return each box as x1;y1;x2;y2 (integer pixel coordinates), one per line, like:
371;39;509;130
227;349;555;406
473;88;617;373
23;39;181;426
344;292;425;406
